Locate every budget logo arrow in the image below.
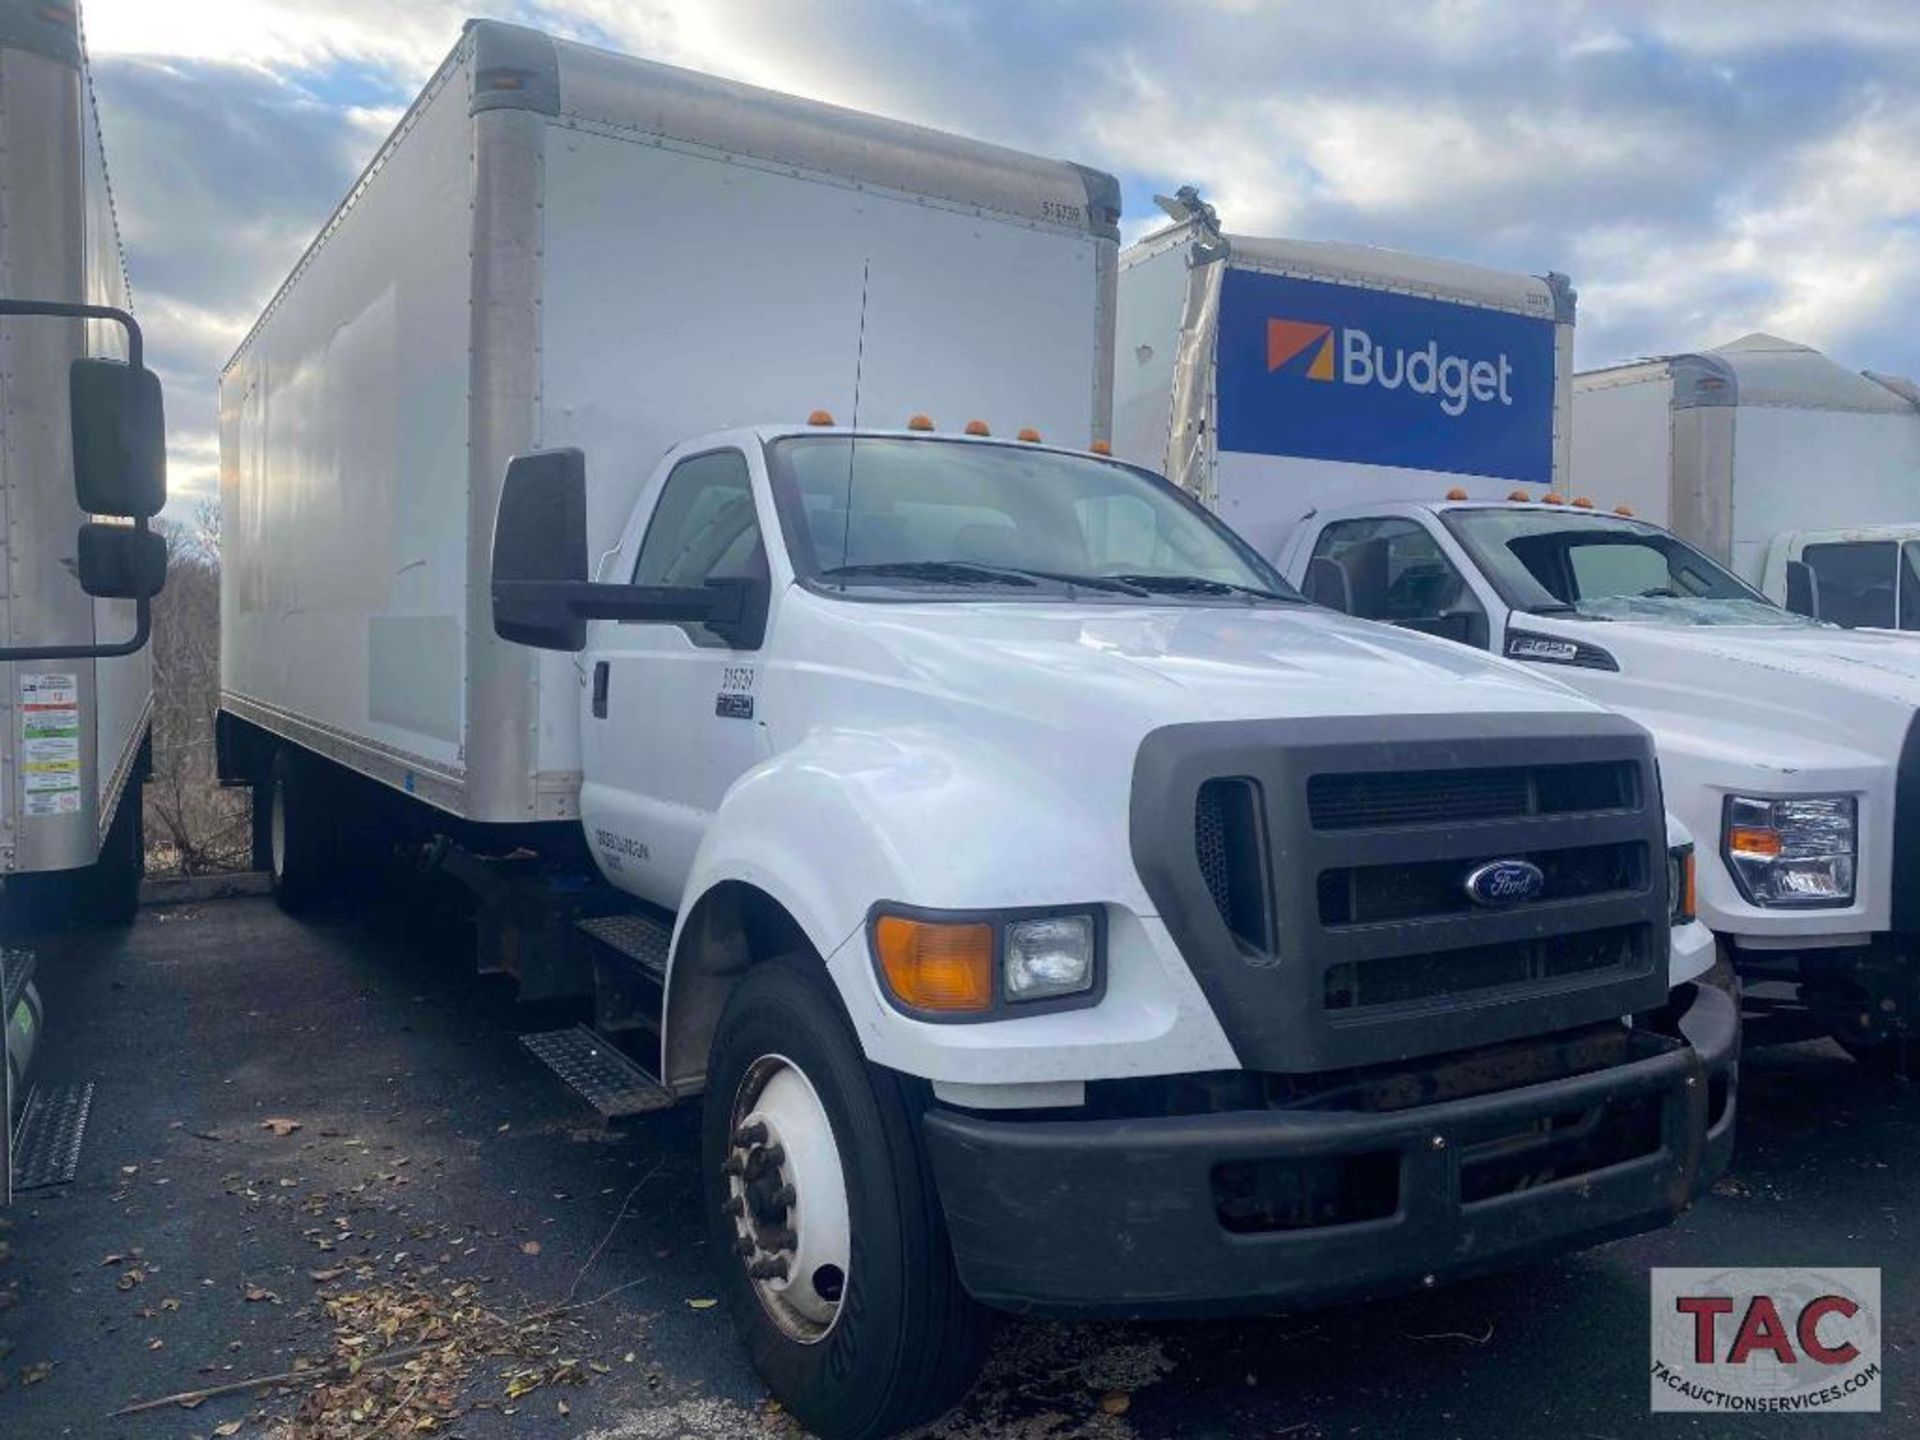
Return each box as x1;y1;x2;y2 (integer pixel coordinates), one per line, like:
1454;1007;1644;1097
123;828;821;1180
1267;318;1335;380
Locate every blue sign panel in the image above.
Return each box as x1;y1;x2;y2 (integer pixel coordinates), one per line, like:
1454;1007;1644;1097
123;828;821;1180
1215;267;1557;483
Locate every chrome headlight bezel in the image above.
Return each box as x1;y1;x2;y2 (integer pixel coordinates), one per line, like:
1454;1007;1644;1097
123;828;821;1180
1721;794;1857;909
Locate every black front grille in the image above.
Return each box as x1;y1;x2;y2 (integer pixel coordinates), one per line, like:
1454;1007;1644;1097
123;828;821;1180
1130;712;1672;1074
1307;760;1638;831
1319;841;1649;927
1324;923;1648;1012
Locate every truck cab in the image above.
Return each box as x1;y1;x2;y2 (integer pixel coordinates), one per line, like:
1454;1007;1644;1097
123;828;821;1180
1763;523;1920;631
494;422;1735;1437
1277;496;1920;1069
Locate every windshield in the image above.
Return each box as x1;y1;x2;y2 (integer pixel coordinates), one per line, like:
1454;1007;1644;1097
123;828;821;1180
765;435;1297;602
1442;508;1820;628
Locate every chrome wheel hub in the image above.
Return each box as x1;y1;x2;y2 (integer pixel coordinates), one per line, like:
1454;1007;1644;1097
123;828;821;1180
724;1054;851;1344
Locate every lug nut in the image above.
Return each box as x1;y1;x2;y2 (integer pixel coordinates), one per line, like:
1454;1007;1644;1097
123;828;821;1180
748;1256;790;1281
722;1196;744;1217
735;1236;756;1257
722;1156;745;1177
734;1121;768;1146
771;1227;799;1251
774;1185;797;1207
1429;1135;1447;1151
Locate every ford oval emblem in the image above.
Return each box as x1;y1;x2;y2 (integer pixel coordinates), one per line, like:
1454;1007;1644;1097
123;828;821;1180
1464;859;1545;907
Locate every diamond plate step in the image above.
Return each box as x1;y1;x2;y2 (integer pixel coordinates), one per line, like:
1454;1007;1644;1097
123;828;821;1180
521;1025;674;1118
13;1081;94;1190
575;913;670;980
1;946;34;1022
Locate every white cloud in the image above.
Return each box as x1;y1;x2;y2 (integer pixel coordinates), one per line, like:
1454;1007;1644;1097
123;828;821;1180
69;0;1920;520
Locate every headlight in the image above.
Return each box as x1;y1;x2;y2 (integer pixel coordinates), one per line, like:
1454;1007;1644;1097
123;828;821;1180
870;907;1104;1017
1723;795;1856;907
1004;915;1096;1001
1666;843;1697;925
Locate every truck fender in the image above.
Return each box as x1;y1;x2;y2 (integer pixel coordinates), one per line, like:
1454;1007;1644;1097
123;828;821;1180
659;725;1148;1092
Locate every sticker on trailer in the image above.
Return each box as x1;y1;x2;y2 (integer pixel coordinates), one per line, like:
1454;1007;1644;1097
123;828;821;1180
19;673;83;815
1214;268;1557;483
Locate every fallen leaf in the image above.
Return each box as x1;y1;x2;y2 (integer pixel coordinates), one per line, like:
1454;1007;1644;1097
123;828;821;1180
243;1287;277;1304
161;1297;182;1312
1099;1391;1131;1416
146;1337;164;1351
519;1241;541;1256
22;1361;53;1385
260;1118;302;1137
212;1422;243;1437
309;1268;346;1283
558;1398;570;1417
686;1298;717;1310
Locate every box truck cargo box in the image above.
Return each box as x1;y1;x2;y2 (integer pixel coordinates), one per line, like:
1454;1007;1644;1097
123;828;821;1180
1572;333;1920;621
1114;207;1574;558
218;18;1120;825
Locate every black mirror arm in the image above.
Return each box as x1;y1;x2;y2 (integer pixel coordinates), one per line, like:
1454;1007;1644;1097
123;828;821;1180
491;579;746;625
0;298;143;367
0;594;150;662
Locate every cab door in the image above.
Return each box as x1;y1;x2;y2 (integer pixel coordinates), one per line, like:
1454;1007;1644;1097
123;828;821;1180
1302;515;1494;651
578;448;771;908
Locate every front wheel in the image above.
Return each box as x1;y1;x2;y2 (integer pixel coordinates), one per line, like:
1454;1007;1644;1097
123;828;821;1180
702;956;988;1440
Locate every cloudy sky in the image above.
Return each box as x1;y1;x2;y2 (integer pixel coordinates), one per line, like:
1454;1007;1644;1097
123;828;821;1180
74;0;1920;513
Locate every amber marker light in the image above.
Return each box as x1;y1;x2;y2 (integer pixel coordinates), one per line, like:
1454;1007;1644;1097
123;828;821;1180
1445;487;1469;500
873;915;994;1013
1017;428;1043;443
964;419;991;435
807;409;835;426
1089;439;1112;456
1727;826;1785;859
907;414;936;431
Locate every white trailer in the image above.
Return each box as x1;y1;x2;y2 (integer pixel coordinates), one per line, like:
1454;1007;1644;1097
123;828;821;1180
1572;333;1920;623
1;0;171;1200
220;31;1732;1437
1114;199;1575;558
0;0;154;928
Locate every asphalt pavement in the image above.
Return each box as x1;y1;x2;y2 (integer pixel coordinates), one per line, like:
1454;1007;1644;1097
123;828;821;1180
1;891;1913;1439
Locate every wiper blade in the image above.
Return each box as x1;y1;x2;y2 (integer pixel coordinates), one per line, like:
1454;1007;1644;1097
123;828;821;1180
1114;573;1301;603
820;561;1037;587
1526;601;1579;615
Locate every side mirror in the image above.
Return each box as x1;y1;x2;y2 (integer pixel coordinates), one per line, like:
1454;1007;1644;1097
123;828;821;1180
71;357;166;518
1784;560;1821;620
77;522;167;599
492;448;590;651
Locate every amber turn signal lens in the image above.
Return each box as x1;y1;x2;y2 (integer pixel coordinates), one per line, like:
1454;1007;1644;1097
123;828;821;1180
1445;487;1469;500
873;916;993;1012
807;409;836;426
1682;850;1699;922
964;419;991;436
1017;427;1042;443
1089;439;1112;456
1727;826;1784;858
907;413;936;432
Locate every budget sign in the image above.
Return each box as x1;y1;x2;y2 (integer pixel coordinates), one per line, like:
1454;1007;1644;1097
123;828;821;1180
1215;267;1557;483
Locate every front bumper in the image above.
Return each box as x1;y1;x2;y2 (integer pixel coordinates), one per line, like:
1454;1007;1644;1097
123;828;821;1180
923;981;1737;1318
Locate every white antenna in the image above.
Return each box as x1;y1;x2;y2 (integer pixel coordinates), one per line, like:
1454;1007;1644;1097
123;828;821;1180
838;257;870;591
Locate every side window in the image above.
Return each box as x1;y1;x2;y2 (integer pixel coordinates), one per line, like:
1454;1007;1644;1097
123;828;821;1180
632;450;766;647
1901;544;1920;631
1309;517;1486;644
1804;542;1897;629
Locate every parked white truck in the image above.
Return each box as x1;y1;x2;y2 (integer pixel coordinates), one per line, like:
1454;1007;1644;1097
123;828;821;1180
218;28;1733;1437
1;0;169;1200
1112;212;1914;1075
1573;333;1920;627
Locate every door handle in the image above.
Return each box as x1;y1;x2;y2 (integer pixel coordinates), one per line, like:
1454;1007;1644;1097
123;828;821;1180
591;661;610;718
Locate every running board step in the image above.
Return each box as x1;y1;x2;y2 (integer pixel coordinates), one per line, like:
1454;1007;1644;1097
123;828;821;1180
12;1081;95;1191
520;1026;675;1118
575;912;670;1037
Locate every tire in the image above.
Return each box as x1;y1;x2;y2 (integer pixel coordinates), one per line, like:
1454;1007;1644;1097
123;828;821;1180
266;749;342;914
702;955;989;1439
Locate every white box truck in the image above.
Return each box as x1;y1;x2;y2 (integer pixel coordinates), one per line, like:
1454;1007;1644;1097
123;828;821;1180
1;0;170;1200
1573;333;1920;626
1113;209;1917;1078
219;29;1732;1438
